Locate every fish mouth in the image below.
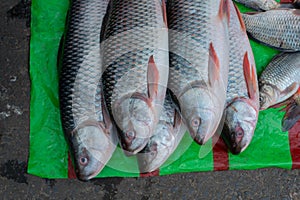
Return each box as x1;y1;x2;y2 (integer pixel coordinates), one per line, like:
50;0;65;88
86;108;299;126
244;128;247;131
76;161;105;181
229;143;242;155
193;134;206;145
121;137;149;155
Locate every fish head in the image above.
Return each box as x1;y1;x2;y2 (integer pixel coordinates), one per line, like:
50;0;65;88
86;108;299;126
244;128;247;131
71;123;114;180
222;99;258;154
259;83;278;110
179;87;220;145
137;122;175;173
113;96;156;154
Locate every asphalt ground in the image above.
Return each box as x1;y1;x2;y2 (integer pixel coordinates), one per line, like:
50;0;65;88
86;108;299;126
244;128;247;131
1;0;300;199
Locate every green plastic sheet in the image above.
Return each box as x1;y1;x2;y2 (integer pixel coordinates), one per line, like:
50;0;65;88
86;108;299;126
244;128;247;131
28;0;298;179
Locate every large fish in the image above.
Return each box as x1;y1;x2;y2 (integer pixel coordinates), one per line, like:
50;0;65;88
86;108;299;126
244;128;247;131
234;0;278;11
101;0;169;154
137;91;185;173
242;9;300;52
259;52;300;110
221;1;259;154
167;0;230;145
59;0;117;180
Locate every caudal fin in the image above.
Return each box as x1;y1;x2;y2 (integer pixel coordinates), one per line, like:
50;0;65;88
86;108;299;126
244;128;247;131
282;103;300;132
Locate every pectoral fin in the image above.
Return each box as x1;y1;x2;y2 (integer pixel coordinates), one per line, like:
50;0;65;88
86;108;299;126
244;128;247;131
147;55;159;100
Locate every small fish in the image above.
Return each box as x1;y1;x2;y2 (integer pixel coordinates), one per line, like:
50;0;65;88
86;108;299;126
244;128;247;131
242;9;300;52
221;1;259;154
59;0;117;180
167;0;230;145
137;91;184;173
259;52;300;110
235;0;278;10
101;0;169;154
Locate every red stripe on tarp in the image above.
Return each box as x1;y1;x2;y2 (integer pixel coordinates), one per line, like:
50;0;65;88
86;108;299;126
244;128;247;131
140;169;159;177
288;120;300;169
68;152;77;179
212;135;229;171
280;0;294;3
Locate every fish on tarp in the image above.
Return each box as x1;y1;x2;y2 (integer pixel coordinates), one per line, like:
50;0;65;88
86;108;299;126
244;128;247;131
221;1;259;155
167;0;230;145
242;9;300;52
59;0;117;181
259;52;300;110
137;91;185;173
234;0;278;10
101;0;169;154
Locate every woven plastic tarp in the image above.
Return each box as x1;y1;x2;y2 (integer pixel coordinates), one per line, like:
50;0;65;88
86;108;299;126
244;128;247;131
28;0;300;179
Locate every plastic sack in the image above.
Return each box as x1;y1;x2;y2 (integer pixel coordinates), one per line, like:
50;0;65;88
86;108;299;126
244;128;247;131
28;0;300;179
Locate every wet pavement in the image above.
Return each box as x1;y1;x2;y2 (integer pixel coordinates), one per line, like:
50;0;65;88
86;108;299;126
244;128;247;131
1;0;300;199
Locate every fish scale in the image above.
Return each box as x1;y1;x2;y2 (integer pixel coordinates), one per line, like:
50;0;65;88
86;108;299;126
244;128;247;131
59;0;117;180
60;0;109;135
260;53;300;91
242;9;300;52
167;0;229;144
221;1;259;154
101;0;169;153
137;91;185;173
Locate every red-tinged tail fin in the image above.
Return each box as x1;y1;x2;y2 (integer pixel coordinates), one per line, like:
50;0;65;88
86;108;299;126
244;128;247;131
282;102;300;131
243;52;257;100
161;0;168;27
233;3;246;32
218;0;230;24
208;43;220;87
147;55;159;99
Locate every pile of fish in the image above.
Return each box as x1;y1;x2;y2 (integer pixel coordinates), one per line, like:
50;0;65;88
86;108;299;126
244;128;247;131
58;0;300;180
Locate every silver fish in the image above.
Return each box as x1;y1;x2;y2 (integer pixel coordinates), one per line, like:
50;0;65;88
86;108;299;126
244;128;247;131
221;1;259;154
242;9;300;52
137;91;185;173
259;52;300;110
234;0;278;11
167;0;230;145
59;0;117;180
101;0;169;154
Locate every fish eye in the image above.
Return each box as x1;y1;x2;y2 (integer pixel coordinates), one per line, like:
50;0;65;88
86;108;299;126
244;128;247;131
236;131;244;138
79;157;89;166
191;118;201;127
126;130;135;139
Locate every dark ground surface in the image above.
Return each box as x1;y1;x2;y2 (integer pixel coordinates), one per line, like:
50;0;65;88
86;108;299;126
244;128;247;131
1;0;300;199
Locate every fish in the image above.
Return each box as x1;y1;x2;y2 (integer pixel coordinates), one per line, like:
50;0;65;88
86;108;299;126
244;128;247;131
259;52;300;110
167;0;230;145
137;91;185;173
59;0;117;181
221;1;259;154
281;88;300;131
234;0;278;10
242;9;300;52
293;0;300;8
101;0;169;154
